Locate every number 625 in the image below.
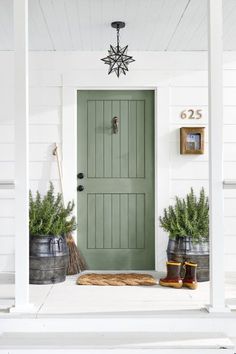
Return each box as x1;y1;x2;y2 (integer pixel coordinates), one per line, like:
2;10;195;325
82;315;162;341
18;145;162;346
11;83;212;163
180;109;202;119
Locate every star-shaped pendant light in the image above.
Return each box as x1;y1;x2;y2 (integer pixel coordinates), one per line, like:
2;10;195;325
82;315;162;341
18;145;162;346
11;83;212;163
101;21;135;78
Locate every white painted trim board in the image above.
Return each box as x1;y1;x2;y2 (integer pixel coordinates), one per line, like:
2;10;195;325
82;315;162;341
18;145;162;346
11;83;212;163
62;82;170;272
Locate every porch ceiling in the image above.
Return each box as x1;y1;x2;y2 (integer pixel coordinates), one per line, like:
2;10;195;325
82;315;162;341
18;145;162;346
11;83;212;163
0;0;236;52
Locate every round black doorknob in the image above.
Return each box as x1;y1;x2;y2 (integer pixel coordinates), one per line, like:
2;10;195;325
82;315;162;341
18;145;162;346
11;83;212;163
77;185;84;192
77;173;84;179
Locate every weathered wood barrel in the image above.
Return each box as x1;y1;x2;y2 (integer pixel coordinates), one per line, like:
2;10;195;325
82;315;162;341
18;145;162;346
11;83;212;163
167;236;209;282
30;235;68;284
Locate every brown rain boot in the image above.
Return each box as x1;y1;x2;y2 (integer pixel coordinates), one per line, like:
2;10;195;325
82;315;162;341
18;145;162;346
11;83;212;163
159;261;183;289
182;261;198;290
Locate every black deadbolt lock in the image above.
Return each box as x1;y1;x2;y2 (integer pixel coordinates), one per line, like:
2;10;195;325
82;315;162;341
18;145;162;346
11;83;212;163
77;185;84;192
77;173;84;179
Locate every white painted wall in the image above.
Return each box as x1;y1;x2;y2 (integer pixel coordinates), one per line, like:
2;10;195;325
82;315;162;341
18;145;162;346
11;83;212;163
1;51;236;273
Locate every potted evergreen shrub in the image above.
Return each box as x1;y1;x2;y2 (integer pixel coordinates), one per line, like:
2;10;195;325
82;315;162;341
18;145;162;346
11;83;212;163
29;183;76;284
159;188;209;281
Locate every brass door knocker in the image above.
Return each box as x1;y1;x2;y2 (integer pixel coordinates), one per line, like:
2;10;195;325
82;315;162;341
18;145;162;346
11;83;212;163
112;116;119;134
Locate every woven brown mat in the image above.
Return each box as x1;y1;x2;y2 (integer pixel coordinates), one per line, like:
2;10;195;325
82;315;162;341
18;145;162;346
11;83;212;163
77;273;157;286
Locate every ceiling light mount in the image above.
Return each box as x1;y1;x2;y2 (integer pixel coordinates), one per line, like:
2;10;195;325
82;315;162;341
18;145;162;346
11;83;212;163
111;21;125;29
101;21;135;78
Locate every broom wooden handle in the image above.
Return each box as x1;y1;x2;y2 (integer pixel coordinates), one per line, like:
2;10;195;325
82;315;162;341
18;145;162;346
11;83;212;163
52;143;65;206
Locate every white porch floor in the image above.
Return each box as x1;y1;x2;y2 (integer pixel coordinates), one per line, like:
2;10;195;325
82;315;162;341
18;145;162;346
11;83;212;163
1;271;236;316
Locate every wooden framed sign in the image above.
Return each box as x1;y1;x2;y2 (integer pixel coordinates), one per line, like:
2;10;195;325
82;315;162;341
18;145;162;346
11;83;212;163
180;127;205;154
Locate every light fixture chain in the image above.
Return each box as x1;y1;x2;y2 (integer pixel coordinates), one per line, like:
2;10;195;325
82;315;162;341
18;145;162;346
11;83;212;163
117;27;120;47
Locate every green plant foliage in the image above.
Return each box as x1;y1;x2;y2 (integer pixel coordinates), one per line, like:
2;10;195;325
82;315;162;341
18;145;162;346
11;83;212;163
29;182;77;237
159;188;209;242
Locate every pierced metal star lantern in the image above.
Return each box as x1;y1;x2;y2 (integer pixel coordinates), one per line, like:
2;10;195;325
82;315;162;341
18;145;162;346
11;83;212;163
101;21;135;78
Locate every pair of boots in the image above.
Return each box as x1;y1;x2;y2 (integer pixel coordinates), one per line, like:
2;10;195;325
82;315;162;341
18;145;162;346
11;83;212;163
159;261;197;290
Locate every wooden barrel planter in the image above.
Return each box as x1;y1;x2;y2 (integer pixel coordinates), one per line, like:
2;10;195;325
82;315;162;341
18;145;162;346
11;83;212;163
167;236;209;282
30;235;69;285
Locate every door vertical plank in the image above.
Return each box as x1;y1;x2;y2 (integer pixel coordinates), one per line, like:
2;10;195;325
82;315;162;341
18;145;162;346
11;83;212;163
120;194;128;248
128;194;137;248
128;101;137;178
95;101;104;178
87;101;96;178
137;194;145;248
112;101;120;177
120;101;129;178
87;194;96;248
104;194;112;248
95;194;104;248
137;101;145;178
112;194;120;248
104;101;112;178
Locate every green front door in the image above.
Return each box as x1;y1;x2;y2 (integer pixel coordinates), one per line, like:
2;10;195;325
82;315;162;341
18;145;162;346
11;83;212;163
77;90;155;270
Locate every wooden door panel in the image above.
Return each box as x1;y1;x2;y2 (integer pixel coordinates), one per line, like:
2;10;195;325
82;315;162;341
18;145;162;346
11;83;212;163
87;100;145;179
78;90;154;270
87;193;145;250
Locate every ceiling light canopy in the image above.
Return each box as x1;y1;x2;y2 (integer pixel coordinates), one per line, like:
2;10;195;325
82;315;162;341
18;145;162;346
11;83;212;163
101;21;135;78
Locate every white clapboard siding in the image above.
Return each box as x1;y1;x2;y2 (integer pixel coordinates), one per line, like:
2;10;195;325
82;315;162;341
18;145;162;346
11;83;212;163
225;255;236;271
171;161;209;180
171;181;236;200
0;125;14;142
29;161;60;180
30;71;62;87
224;88;236;105
224;106;236;124
224;143;236;161
224;189;236;199
170;71;208;87
170;87;208;106
0;236;14;254
29;106;61;125
224;125;236;142
170;143;209;161
29;125;61;143
224;199;236;217
0;217;14;236
30;87;61;106
224;217;236;235
0;199;14;217
0;143;14;161
170;70;236;87
171;180;209;199
225;236;236;255
0;255;14;272
224;162;236;179
171;87;236;106
0;162;14;179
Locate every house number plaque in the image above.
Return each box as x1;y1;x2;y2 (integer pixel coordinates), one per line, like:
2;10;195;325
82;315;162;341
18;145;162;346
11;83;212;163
180;109;202;120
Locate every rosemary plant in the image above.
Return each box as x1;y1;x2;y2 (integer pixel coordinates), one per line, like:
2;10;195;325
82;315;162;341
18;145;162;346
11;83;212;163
29;182;76;236
159;188;209;242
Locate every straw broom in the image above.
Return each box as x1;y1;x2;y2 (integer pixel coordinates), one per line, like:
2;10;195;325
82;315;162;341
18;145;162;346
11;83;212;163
53;143;86;275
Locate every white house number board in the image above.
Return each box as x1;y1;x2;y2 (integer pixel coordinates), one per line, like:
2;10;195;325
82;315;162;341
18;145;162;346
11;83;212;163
180;109;203;120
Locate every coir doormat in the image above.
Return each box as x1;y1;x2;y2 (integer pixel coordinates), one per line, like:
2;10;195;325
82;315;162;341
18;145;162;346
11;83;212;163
77;273;157;286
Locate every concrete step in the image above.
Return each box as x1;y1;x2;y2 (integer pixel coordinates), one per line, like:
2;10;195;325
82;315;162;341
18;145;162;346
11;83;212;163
0;332;234;354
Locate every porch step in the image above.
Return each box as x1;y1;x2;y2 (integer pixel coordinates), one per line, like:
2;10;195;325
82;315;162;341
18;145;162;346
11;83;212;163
0;332;234;354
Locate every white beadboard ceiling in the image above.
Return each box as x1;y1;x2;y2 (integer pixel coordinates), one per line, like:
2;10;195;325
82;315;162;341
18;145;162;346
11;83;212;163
0;0;236;51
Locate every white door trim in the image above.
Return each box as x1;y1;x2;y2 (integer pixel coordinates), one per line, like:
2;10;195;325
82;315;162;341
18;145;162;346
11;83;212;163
62;80;170;271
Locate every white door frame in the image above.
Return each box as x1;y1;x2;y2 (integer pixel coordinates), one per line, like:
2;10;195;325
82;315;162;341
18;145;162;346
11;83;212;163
62;82;170;271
